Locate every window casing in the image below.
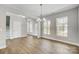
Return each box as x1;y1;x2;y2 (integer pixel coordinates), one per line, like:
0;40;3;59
27;19;33;33
56;16;68;37
43;18;50;35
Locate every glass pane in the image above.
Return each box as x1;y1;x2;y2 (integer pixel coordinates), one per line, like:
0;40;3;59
56;16;68;37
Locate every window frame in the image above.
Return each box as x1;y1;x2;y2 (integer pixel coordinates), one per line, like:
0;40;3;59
43;18;51;35
56;16;68;37
27;19;33;33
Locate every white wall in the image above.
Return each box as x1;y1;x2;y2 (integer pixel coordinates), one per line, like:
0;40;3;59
43;7;79;44
21;17;27;37
0;10;6;48
9;14;27;39
78;7;79;43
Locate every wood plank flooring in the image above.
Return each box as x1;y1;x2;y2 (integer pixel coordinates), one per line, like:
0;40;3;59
0;36;79;54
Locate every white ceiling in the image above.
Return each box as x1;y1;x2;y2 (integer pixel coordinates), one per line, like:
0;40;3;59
0;4;78;19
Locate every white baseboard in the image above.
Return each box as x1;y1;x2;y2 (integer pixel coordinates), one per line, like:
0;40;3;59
42;36;79;47
9;35;27;39
7;35;79;47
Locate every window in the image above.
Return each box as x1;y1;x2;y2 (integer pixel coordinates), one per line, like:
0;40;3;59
27;21;30;33
56;16;68;37
35;22;40;35
43;18;50;34
30;21;33;32
27;19;33;33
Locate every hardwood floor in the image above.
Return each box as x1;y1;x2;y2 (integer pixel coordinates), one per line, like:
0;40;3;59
0;36;79;54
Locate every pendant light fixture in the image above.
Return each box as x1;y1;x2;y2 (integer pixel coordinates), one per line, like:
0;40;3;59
40;4;43;20
39;4;43;37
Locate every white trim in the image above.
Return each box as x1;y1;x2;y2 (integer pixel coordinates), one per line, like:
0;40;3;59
42;36;79;47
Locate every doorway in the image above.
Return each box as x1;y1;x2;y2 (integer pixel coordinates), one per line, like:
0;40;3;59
6;16;10;39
